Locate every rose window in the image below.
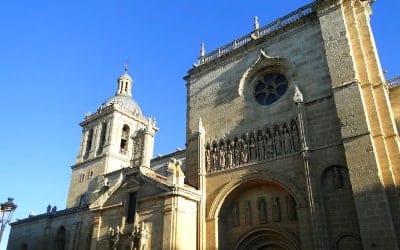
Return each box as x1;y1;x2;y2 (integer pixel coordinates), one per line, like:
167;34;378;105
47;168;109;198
253;73;288;105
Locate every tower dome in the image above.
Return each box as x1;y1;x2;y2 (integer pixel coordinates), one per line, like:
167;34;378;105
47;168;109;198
99;66;142;116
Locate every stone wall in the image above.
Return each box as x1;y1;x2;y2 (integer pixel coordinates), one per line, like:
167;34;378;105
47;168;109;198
184;2;376;248
8;208;92;250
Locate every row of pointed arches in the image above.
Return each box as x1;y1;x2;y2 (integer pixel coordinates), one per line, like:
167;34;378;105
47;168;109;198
205;119;301;173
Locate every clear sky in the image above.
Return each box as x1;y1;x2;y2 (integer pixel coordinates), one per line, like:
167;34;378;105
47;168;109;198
0;1;399;248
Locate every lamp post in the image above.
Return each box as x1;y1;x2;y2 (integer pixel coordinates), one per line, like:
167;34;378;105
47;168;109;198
0;198;17;243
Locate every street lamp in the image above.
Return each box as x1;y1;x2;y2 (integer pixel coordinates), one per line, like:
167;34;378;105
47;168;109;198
0;198;17;243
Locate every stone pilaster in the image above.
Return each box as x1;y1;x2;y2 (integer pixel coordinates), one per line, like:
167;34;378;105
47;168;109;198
316;0;400;248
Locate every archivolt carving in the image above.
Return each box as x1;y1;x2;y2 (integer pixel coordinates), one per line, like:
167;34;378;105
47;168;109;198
208;173;307;220
205;119;301;173
238;50;293;97
334;232;362;250
235;227;301;250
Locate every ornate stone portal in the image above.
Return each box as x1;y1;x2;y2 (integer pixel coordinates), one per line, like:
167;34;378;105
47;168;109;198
218;181;299;250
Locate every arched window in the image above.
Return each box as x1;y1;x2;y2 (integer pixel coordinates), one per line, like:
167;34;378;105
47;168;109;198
84;129;94;159
55;226;66;250
80;173;85;182
120;125;130;155
88;170;94;179
79;193;87;207
97;122;108;154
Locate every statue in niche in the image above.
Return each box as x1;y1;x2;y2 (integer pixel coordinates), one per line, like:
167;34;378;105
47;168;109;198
205;146;211;172
241;141;249;164
234;139;240;166
287;195;297;221
256;131;265;160
282;125;292;154
332;167;343;188
274;126;283;156
265;128;275;158
131;222;149;250
219;143;226;170
249;133;257;161
227;142;234;168
108;226;121;250
245;201;252;225
291;121;301;152
212;145;218;171
232;202;240;227
132;132;144;167
272;197;281;222
241;134;249;164
257;197;267;223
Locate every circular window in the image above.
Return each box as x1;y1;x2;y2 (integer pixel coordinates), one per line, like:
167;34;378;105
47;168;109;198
253;73;288;105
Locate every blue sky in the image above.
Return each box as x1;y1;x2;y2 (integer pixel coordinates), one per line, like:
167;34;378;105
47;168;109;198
0;1;399;248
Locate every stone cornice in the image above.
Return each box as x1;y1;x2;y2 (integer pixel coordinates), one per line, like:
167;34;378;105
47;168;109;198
10;206;89;226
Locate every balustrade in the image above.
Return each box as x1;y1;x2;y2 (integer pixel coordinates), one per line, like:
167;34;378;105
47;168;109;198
199;2;315;65
388;76;400;88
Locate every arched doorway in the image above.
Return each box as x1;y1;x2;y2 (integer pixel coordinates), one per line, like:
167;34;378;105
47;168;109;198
55;226;66;250
235;228;300;250
217;180;300;250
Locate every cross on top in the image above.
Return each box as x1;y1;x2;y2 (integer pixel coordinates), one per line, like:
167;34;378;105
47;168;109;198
124;63;128;73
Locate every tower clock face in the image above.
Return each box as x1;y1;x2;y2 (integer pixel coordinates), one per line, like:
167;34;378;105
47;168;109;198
253;73;288;105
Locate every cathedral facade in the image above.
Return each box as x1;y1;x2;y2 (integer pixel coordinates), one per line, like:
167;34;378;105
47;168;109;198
8;0;400;249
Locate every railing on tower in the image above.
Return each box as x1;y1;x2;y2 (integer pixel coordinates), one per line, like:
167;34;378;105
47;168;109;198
198;2;316;65
388;76;400;88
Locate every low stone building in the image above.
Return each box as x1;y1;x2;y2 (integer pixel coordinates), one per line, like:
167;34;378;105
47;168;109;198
8;0;400;249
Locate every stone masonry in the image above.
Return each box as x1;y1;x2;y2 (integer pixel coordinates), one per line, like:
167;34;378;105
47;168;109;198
7;1;400;249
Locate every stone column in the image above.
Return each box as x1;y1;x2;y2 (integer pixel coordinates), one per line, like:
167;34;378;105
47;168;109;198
197;118;207;250
294;86;329;249
205;218;218;249
77;129;88;162
141;118;158;167
92;123;101;157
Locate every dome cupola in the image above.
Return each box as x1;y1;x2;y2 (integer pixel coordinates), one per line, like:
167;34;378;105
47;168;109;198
116;64;133;97
98;65;142;116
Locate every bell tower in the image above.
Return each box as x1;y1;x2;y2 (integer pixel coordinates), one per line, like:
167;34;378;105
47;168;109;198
66;67;158;208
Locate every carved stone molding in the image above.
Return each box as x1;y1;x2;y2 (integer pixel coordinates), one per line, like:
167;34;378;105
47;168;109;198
205;119;301;174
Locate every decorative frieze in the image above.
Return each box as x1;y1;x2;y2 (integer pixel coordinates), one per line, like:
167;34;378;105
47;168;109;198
205;119;301;173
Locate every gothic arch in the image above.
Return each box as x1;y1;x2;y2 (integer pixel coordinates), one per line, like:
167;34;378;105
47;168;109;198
235;227;301;250
334;232;362;250
120;124;130;153
55;226;66;250
320;165;349;190
208;172;306;220
238;50;295;97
